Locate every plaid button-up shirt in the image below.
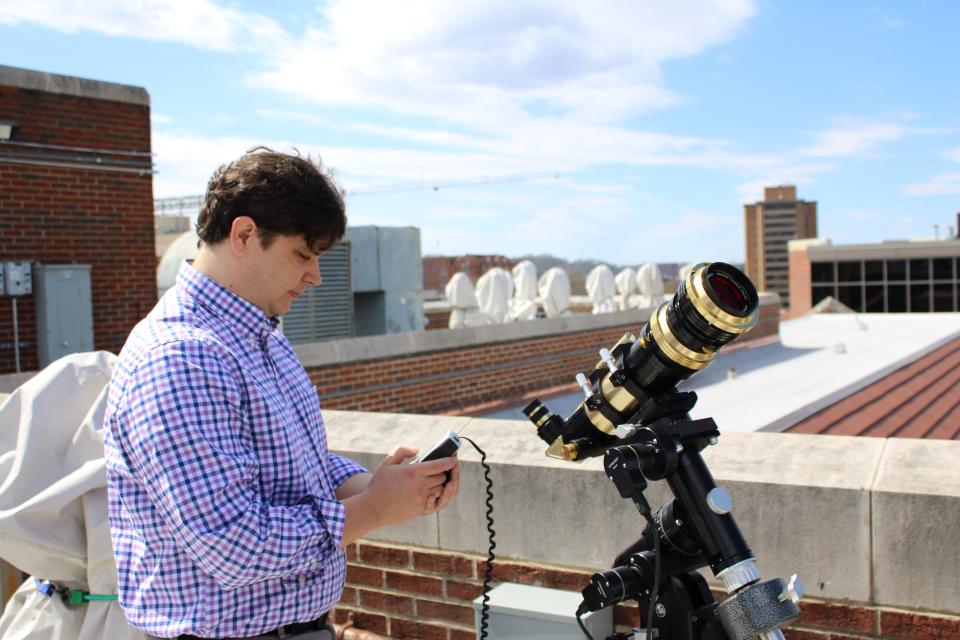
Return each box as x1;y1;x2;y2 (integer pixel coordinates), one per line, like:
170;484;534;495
103;261;366;638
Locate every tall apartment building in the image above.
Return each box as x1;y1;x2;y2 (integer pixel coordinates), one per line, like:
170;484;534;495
744;185;818;309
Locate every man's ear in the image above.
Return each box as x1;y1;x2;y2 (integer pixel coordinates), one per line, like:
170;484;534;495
228;216;258;257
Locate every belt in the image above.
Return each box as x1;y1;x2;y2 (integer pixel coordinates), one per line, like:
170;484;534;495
180;612;329;640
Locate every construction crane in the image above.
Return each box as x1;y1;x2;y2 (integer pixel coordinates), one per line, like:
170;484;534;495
154;171;559;216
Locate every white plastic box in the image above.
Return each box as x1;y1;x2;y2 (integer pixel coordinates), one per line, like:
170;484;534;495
473;582;613;639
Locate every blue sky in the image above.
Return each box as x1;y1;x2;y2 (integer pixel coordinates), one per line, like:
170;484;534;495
2;1;958;265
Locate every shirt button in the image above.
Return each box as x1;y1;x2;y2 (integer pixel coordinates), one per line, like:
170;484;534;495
299;576;307;584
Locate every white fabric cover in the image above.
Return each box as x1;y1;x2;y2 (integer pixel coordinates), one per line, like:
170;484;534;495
508;261;538;321
537;267;571;318
614;268;637;310
632;261;666;310
0;351;145;640
156;229;200;295
585;265;617;314
678;262;699;286
511;261;538;301
444;273;493;328
475;268;513;324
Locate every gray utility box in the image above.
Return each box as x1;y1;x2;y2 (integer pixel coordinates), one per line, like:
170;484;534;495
473;582;613;639
345;225;425;336
33;264;94;368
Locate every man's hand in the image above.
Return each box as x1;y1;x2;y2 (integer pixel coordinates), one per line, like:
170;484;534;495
341;446;460;545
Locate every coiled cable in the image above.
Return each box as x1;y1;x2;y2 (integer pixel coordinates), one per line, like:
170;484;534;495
460;436;496;640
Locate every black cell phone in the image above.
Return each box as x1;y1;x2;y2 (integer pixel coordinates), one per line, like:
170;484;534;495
411;430;461;483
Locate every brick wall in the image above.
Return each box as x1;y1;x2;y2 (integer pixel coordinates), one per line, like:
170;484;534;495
335;541;960;640
788;243;813;317
0;68;155;373
307;301;781;416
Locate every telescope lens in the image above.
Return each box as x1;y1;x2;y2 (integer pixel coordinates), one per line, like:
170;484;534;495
707;270;748;314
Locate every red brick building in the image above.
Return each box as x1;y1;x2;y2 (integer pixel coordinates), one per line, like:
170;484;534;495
422;255;514;295
744;185;818;310
0;65;156;373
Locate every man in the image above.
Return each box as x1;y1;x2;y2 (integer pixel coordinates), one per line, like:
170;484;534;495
103;148;459;639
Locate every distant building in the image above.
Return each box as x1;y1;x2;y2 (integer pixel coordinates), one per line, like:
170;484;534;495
788;238;960;314
423;255;514;296
744;186;818;309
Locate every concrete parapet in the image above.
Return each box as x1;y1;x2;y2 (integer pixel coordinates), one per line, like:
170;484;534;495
325;410;960;617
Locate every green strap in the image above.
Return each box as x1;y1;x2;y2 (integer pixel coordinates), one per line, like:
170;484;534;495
65;589;118;605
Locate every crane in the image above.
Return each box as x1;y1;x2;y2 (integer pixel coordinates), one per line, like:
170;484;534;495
154;171;560;216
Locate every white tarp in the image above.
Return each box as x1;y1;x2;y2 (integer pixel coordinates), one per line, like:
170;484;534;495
508;261;538;321
0;351;144;640
615;267;637;311
475;268;513;324
585;265;617;314
632;262;666;310
537;267;571;318
444;272;493;329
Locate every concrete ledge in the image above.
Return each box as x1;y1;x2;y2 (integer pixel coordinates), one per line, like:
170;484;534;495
324;409;960;616
0;64;149;105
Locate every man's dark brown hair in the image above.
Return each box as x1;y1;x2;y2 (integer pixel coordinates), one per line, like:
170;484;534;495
196;147;346;253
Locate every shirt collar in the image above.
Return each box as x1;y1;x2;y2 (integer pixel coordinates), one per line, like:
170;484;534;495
176;261;280;340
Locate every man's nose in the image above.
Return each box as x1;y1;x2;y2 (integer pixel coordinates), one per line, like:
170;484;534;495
304;259;322;286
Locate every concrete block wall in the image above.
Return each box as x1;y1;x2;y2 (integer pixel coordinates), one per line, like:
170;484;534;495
299;294;780;416
325;411;960;640
0;66;156;373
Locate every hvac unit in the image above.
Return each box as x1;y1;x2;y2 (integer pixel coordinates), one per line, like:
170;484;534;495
281;241;353;344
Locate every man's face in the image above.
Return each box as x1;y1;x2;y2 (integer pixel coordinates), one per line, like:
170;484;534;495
245;232;323;317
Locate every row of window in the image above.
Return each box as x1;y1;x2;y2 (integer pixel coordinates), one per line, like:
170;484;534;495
811;282;959;313
811;257;958;283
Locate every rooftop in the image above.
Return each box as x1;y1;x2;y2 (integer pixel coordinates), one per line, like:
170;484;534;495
480;313;960;435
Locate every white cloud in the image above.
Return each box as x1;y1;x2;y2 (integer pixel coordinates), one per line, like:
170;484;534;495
150;113;172;124
903;172;960;196
0;0;285;51
796;121;906;158
251;0;756;126
944;147;960;163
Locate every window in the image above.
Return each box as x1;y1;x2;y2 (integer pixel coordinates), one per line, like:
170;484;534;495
865;285;885;312
811;262;834;283
888;285;907;312
812;286;834;306
887;260;906;281
933;258;953;280
933;284;955;312
909;259;930;280
837;285;863;312
864;260;884;281
910;283;930;312
837;261;862;282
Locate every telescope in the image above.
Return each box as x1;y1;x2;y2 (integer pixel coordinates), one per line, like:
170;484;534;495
524;263;803;640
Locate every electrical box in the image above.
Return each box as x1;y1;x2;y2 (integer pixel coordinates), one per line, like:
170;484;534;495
33;264;94;368
473;582;613;639
3;261;32;296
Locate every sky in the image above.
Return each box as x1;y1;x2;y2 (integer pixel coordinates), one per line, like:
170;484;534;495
1;0;959;265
